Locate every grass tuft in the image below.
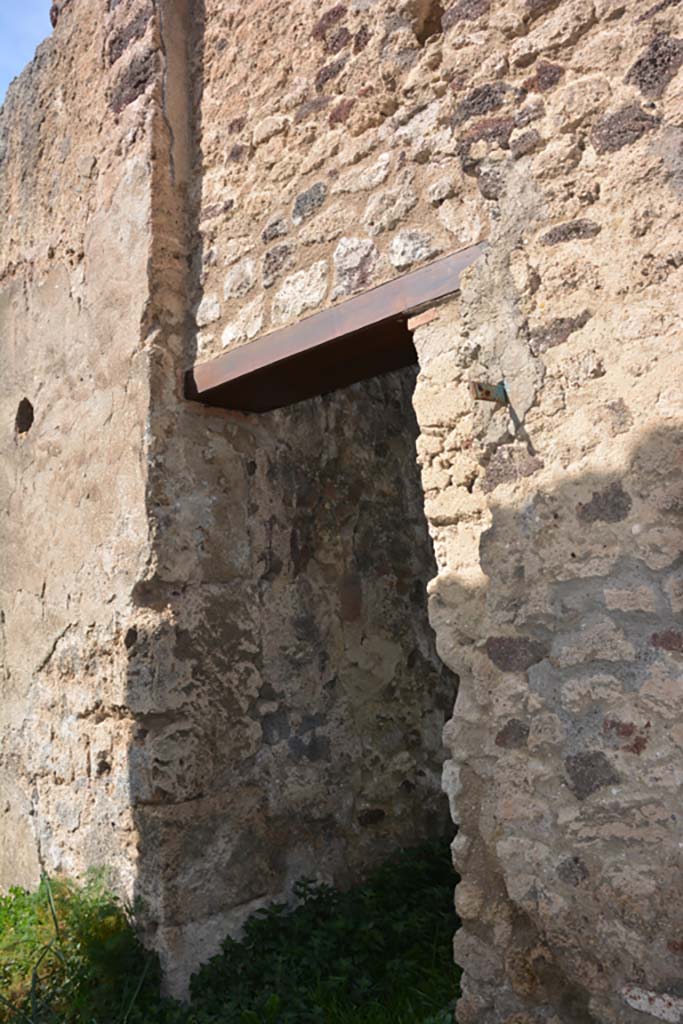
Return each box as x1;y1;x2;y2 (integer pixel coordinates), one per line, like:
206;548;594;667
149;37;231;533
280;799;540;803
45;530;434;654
0;870;161;1023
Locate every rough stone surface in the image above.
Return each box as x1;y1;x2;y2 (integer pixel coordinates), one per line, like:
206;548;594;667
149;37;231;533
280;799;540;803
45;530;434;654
262;243;293;289
576;481;633;523
389;229;439;270
510;128;543;159
262;215;288;243
223;259;257;300
564;751;621;800
591;103;660;152
252;114;288;146
108;46;159;113
272;260;328;324
405;4;683;1021
428;177;458;206
363;183;419;236
195;293;221;326
0;0;156;903
540;218;601;245
3;0;683;1020
485;636;548;672
332;236;378;297
623;986;683;1022
625;34;683;98
292;182;328;225
528;309;591;355
220;297;264;347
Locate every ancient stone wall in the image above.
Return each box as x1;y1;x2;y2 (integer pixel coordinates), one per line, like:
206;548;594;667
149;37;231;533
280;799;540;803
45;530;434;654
0;0;455;998
187;0;683;1019
2;0;683;1019
0;0;156;895
135;364;454;991
409;7;683;1022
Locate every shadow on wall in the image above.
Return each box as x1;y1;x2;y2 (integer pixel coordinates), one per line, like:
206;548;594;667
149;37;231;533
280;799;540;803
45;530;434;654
126;363;458;996
434;421;683;1023
120;2;456;997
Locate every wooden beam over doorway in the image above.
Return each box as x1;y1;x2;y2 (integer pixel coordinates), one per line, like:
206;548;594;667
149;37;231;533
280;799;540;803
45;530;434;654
185;242;486;413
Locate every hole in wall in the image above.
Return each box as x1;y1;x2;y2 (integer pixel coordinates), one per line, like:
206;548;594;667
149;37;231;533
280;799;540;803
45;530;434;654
15;398;34;435
414;0;444;45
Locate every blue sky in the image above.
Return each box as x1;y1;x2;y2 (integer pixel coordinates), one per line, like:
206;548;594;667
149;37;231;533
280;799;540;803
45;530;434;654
0;2;51;105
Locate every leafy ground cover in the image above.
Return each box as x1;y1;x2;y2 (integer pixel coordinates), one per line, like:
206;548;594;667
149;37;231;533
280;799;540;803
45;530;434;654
0;840;460;1023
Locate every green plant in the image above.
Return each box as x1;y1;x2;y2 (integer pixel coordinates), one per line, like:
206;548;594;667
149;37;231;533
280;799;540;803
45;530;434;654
0;840;460;1024
186;839;460;1023
0;871;160;1023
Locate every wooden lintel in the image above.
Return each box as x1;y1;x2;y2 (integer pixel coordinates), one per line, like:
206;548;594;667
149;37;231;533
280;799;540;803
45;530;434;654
185;243;486;413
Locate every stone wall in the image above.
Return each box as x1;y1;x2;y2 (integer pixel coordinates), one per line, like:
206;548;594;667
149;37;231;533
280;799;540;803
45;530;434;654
2;0;683;1019
192;0;490;358
0;0;156;895
406;9;682;1024
0;0;454;998
187;0;683;1018
135;365;454;991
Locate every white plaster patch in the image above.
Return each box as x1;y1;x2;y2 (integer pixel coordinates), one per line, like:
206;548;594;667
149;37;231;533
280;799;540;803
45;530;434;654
622;986;683;1022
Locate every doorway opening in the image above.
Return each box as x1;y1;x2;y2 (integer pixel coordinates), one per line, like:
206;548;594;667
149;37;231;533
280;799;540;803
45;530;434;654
244;362;457;884
170;249;480;974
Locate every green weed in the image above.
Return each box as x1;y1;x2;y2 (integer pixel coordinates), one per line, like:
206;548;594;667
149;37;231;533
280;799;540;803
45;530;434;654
0;871;160;1023
0;841;460;1023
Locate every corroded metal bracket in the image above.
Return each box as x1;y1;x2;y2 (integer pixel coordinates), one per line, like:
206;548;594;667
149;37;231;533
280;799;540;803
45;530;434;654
185;242;486;413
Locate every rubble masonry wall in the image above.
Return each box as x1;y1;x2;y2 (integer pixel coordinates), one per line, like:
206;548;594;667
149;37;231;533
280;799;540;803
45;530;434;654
2;0;683;1019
